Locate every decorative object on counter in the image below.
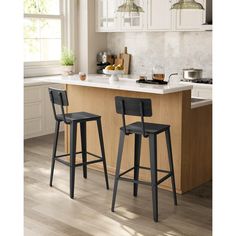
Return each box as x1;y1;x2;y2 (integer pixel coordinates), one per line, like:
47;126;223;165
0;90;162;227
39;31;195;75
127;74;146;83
103;69;124;83
139;75;147;81
61;47;75;76
97;52;115;74
117;0;144;15
119;47;131;75
182;68;203;81
152;65;165;81
79;72;86;81
136;79;168;85
139;64;148;81
171;0;204;10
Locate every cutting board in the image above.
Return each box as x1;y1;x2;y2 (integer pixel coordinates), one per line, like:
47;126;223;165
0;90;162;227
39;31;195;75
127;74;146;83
114;57;124;66
120;47;131;74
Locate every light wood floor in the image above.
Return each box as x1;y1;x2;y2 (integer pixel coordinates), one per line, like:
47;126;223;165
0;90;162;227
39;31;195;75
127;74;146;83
24;133;212;236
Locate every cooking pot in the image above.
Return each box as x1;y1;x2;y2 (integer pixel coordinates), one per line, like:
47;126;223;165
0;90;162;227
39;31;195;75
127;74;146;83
183;68;202;81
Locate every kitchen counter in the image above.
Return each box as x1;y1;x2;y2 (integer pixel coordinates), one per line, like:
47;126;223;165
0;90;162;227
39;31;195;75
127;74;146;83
43;74;212;194
38;74;213;109
24;77;56;87
39;74;193;95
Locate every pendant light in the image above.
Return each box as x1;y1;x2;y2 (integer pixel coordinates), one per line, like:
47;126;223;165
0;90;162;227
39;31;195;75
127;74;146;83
171;0;204;10
117;0;144;14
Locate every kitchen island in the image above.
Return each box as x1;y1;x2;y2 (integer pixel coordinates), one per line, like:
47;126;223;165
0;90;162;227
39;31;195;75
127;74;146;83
41;74;212;194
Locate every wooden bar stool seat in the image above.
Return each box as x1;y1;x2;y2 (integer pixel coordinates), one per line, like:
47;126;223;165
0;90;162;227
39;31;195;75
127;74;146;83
121;122;170;135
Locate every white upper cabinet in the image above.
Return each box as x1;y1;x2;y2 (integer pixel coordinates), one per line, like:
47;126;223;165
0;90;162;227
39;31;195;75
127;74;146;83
148;0;172;31
172;0;206;30
95;0;210;32
96;0;107;32
96;0;120;32
119;0;148;31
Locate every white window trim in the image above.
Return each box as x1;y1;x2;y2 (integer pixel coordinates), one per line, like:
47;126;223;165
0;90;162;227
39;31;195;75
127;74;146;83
24;0;77;78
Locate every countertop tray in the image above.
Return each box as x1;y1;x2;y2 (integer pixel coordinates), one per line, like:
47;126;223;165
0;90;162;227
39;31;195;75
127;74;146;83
136;79;168;85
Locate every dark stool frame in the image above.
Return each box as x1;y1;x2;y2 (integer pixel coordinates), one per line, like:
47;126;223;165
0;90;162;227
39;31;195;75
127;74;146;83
111;96;177;222
48;88;109;199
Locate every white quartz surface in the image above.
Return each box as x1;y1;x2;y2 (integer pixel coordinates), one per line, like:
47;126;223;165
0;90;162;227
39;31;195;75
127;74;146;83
36;74;193;95
180;81;213;88
191;97;212;109
24;77;56;87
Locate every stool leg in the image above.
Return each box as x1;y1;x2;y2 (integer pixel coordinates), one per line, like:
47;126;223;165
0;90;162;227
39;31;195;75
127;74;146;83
49;121;60;187
111;130;125;212
133;134;142;197
97;119;109;190
149;134;158;222
165;128;177;206
80;122;87;179
70;122;77;199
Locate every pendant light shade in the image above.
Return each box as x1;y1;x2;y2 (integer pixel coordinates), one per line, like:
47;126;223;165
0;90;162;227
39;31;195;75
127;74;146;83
117;0;144;13
171;0;204;10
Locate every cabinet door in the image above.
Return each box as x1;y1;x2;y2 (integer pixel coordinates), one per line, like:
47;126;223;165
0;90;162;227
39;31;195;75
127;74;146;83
173;0;206;30
107;0;121;31
96;0;108;32
148;0;172;31
197;87;212;99
119;0;147;31
24;86;44;139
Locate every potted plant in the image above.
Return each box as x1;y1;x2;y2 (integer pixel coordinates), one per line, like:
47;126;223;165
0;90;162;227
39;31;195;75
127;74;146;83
61;48;76;75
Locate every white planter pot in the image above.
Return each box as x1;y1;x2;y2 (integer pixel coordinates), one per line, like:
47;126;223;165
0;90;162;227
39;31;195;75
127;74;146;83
61;65;73;76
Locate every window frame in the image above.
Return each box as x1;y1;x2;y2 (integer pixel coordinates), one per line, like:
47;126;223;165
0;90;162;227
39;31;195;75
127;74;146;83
24;0;72;77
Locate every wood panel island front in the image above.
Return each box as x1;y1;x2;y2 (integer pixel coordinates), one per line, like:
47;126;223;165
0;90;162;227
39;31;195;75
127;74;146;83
41;75;212;194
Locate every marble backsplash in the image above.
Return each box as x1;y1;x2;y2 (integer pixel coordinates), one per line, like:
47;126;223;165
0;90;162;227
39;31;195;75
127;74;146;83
107;32;212;79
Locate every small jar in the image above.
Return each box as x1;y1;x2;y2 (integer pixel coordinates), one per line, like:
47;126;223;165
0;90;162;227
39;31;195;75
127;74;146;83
79;72;86;81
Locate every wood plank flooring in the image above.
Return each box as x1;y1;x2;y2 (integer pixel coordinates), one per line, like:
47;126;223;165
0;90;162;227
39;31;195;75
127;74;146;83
24;133;212;236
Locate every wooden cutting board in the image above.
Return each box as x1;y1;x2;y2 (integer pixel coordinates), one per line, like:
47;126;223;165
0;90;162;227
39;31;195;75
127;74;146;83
120;47;131;74
114;57;124;66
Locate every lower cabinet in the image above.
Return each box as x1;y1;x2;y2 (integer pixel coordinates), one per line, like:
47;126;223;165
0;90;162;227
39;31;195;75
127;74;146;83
24;83;64;139
192;86;212;99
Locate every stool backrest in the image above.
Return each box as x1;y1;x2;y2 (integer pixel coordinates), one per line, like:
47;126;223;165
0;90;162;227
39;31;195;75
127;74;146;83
115;96;152;137
48;88;69;123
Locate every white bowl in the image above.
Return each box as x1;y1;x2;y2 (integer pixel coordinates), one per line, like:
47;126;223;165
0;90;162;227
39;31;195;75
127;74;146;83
103;69;124;82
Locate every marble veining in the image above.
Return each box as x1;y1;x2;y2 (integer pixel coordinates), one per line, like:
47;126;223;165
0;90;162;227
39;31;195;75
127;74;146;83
107;32;212;78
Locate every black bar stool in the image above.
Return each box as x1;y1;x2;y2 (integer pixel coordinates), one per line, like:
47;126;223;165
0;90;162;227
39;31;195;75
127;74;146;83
111;96;177;222
48;88;109;199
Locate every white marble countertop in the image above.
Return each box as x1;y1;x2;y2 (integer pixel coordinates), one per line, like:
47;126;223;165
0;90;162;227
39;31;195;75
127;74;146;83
180;81;213;88
24;77;57;87
191;97;212;109
31;74;193;95
24;74;213;109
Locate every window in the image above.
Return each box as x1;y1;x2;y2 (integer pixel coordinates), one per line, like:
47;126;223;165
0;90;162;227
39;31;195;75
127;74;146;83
24;0;65;77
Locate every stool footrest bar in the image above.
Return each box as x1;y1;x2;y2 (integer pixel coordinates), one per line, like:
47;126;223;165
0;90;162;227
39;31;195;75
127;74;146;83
55;151;82;159
75;159;103;167
118;172;173;186
157;173;172;185
139;166;170;173
119;177;152;186
119;167;135;177
56;158;71;166
55;158;103;167
54;151;102;160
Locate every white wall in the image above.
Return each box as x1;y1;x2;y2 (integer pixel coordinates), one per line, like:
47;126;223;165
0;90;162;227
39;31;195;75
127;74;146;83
77;0;107;73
